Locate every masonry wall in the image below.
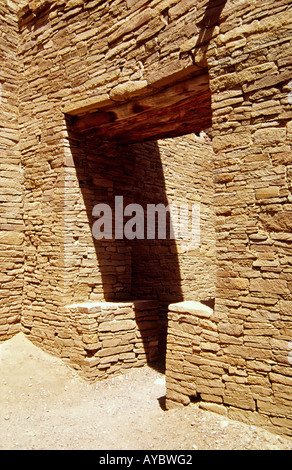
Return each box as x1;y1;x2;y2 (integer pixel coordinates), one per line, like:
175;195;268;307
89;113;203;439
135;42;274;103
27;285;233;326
0;1;23;341
166;0;292;436
210;0;292;435
57;300;160;380
129;135;216;306
8;0;292;436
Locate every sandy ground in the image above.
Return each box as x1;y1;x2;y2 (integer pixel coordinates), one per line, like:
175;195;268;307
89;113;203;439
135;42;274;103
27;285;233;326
0;332;292;451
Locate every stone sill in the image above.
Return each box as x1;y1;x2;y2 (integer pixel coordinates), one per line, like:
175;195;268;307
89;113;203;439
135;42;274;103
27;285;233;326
168;300;213;319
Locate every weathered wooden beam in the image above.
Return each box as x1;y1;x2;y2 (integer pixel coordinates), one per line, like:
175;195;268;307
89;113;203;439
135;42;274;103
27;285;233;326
67;72;212;142
83;91;212;143
70;111;117;133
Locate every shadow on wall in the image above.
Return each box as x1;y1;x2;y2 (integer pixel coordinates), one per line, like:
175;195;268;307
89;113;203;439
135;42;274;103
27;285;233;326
66;124;183;362
198;0;228;32
119;141;184;308
194;0;228;61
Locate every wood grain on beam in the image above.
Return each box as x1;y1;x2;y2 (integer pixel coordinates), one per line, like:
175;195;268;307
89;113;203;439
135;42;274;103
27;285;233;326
68;73;212;142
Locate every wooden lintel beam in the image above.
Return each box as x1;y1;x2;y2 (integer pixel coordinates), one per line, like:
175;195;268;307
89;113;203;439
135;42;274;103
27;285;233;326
71;111;117;133
68;73;211;139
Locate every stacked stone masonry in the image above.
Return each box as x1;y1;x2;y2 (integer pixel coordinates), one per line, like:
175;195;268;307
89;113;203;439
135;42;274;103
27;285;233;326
27;299;159;380
0;0;24;341
166;301;292;437
0;0;291;436
61;133;215;306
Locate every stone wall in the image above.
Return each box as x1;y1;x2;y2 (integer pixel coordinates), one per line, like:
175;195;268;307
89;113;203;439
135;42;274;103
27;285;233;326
0;0;23;341
164;0;292;436
209;0;292;436
166;300;292;436
0;0;290;436
26;299;159;380
129;135;216;306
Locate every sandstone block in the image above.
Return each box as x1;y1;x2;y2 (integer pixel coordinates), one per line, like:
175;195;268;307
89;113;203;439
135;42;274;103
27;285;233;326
166;389;191;406
82;333;98;344
251;100;282;118
211;63;278;91
102;338;121;348
146;61;197;89
108;9;151;43
257;399;291;417
217;277;249;290
269;373;292;386
271;232;292;242
201;340;220;352
109;81;149;102
199;402;227;418
136;16;166;43
99;354;120;365
0;273;13;282
228;407;270;427
0;231;24;245
248;231;268;242
250;278;289;295
260;212;292;232
280;301;292;316
98;319;136;332
179;36;198;53
247;360;272;373
217;21;259;46
120;352;136;361
219;333;243;346
252;259;279;268
98;344;132;357
270;417;292;436
287;121;292;142
168;301;213;318
253;128;286;146
255;187;280;200
169;0;194;21
223;392;256;411
243;70;292;93
213;132;251;151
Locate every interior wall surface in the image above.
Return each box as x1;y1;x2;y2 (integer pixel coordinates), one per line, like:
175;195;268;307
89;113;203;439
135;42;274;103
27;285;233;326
128;135;216;306
0;1;23;341
63;130;215;332
10;0;292;435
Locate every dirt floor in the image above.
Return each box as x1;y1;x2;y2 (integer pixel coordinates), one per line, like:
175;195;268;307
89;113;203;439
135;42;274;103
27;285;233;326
0;332;292;451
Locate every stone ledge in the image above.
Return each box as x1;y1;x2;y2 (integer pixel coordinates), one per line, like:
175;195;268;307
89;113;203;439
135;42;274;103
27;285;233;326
66;299;159;311
55;299;160;380
168;300;213;318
